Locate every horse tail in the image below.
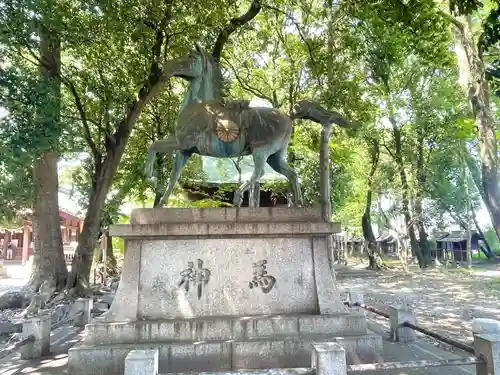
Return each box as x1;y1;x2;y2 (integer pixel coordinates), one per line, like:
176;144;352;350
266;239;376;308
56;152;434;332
290;99;355;128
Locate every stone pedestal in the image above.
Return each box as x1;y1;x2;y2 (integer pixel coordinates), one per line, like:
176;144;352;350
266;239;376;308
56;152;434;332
21;315;51;359
68;208;382;374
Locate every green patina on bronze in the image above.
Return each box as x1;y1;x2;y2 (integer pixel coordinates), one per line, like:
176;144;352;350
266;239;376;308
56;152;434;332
145;43;354;208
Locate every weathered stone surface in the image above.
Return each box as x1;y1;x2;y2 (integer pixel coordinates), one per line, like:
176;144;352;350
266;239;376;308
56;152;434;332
0;321;22;334
124;349;158;375
472;318;500;335
130;207;324;225
21;315;51;359
101;293;115;306
389;306;416;343
103;233;341;321
311;343;347;375
110;221;340;239
72;298;93;327
474;333;500;375
69;208;377;375
83;314;368;345
68;333;383;375
167;369;313;375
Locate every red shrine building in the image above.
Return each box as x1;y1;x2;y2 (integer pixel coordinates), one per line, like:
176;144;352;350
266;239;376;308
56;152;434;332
0;189;84;264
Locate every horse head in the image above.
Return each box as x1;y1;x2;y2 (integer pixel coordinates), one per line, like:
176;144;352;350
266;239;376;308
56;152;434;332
164;43;213;81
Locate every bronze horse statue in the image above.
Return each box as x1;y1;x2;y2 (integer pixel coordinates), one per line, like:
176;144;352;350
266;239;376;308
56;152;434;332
145;43;353;207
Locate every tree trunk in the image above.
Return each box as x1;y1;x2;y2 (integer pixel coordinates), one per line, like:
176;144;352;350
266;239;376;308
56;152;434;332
27;153;68;291
153;192;162;208
414;134;431;265
67;155;123;292
106;232;117;273
453;17;500;240
391;122;425;267
362;139;382;269
471;205;494;258
26;19;67;292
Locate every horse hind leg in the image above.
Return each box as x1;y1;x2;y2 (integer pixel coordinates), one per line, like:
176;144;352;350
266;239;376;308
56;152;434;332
158;150;192;207
267;151;303;207
145;136;179;184
233;150;268;207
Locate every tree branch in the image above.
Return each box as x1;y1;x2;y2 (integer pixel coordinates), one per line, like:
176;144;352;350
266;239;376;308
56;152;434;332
438;9;464;32
112;5;175;148
212;0;262;62
224;58;276;105
380;208;407;237
264;4;321;86
66;80;99;159
382;141;396;160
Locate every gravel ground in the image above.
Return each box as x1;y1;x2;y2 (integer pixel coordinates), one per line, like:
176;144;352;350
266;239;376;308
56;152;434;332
337;264;500;351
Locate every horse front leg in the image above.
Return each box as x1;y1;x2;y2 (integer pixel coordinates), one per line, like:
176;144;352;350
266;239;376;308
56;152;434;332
158;150;192;207
145;136;179;186
233;151;268;207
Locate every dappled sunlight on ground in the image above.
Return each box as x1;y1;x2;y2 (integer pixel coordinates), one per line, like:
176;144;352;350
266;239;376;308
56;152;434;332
0;355;68;375
338;265;500;348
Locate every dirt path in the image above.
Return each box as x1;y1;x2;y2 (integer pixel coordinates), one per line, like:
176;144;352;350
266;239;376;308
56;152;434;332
336;266;500;349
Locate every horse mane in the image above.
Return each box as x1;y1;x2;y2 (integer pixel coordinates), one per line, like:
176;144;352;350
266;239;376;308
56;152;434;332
203;54;225;102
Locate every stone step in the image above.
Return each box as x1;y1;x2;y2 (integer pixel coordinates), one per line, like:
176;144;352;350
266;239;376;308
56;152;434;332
84;313;368;345
69;332;383;375
160;369;314;375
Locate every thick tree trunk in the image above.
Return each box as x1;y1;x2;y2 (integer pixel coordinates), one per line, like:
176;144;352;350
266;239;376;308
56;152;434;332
26;20;67;292
414;134;431;265
27;153;68;291
391;122;425;267
453;18;500;240
67;155;122;292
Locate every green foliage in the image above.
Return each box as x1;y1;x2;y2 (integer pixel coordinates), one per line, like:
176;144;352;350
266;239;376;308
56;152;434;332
484;227;500;253
1;0;496;256
450;0;484;15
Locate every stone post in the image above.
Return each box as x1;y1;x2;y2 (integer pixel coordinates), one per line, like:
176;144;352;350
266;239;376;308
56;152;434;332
21;315;51;359
474;334;500;375
348;290;365;315
472;318;500;337
311;343;347;375
72;298;93;327
124;349;159;375
389;306;416;343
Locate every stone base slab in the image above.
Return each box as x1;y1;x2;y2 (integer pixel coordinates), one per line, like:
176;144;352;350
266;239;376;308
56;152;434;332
84;313;368;345
68;333;383;375
105;207;346;321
